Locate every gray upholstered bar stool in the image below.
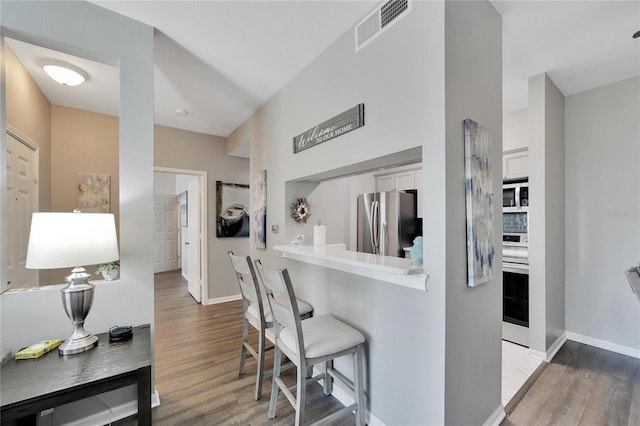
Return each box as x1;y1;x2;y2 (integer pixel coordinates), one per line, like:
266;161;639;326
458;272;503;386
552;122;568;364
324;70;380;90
228;251;313;400
255;260;366;426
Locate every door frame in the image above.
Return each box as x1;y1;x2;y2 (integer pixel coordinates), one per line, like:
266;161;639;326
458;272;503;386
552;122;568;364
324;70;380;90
154;167;208;303
6;125;40;290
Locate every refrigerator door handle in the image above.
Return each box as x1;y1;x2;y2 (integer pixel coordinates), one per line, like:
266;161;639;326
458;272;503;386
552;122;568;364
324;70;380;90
371;200;379;253
381;221;388;256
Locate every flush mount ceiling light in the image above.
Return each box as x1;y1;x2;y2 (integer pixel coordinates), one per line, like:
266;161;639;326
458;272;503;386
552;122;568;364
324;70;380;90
42;59;88;86
175;109;188;117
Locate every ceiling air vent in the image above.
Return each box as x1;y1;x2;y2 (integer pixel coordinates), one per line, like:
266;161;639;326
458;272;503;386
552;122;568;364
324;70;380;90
355;0;411;52
381;0;408;28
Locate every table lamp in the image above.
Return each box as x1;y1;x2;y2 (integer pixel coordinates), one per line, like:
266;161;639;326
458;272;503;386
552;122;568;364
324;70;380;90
26;211;119;355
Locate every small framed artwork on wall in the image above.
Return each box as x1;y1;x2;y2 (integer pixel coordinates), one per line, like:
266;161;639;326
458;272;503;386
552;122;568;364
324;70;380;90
216;181;250;238
78;173;110;213
253;170;267;249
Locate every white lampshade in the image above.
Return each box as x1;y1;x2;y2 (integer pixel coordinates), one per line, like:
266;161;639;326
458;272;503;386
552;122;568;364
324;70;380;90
26;212;119;269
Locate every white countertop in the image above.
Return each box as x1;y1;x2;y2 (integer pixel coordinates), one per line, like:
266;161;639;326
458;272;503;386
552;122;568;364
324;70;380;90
273;244;428;291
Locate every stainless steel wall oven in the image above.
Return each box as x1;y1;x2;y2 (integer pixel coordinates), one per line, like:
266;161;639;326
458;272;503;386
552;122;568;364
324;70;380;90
502;232;529;347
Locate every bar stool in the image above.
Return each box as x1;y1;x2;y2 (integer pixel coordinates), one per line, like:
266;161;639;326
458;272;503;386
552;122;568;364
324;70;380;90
228;251;313;400
255;260;366;426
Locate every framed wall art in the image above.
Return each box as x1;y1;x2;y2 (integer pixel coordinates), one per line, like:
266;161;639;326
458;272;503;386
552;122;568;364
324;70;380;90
216;181;250;238
78;173;110;213
253;170;267;249
463;118;495;287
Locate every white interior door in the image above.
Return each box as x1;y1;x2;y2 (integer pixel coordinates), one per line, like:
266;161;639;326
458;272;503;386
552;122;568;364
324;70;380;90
7;133;38;289
153;194;179;273
186;178;201;302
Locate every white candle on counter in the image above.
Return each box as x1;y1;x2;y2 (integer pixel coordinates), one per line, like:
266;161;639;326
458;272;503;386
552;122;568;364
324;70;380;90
313;220;326;246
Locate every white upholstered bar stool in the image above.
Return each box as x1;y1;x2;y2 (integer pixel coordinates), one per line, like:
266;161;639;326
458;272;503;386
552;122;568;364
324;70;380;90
228;251;313;400
255;260;366;426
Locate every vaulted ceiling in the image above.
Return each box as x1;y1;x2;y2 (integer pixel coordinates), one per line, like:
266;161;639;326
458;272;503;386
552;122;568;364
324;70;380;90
6;1;640;158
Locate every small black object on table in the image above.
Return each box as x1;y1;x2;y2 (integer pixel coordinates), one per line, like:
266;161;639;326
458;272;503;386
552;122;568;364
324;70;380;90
109;325;133;342
1;324;152;426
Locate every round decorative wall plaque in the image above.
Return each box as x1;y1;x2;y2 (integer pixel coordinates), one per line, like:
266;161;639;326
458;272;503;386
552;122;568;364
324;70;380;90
290;198;311;224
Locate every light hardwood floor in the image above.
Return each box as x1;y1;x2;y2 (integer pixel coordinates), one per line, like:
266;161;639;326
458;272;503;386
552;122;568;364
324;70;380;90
121;270;639;425
502;340;640;425
149;270;350;425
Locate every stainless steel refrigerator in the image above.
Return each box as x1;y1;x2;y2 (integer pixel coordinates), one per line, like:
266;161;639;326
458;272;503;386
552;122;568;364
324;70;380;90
357;191;417;257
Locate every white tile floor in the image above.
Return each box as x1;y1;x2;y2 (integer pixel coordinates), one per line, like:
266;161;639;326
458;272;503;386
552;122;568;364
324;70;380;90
502;340;542;406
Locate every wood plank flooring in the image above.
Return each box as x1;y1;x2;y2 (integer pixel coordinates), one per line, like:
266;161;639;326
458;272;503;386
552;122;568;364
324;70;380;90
150;270;350;425
501;340;640;426
118;270;640;425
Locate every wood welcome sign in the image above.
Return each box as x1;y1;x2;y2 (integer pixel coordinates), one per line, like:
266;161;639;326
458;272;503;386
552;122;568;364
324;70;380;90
293;104;365;153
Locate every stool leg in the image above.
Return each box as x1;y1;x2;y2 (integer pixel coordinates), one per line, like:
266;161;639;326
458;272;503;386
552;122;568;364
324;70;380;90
268;344;282;419
255;325;265;400
354;344;366;426
239;316;249;376
295;359;307;426
323;360;333;396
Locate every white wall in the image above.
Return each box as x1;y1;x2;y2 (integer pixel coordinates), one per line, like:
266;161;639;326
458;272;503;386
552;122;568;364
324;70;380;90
1;0;154;359
229;2;446;422
504;108;528;151
543;76;566;350
228;1;502;424
528;73;566;357
443;2;503;424
565;76;640;354
307;177;350;246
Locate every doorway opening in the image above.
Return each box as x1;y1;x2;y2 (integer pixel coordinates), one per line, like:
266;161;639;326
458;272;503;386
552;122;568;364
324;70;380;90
154;167;208;303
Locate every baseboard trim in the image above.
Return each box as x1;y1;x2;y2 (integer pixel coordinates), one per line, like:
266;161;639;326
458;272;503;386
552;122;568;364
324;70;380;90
546;332;567;361
482;405;506;426
529;333;567;362
203;294;242;305
566;332;640;359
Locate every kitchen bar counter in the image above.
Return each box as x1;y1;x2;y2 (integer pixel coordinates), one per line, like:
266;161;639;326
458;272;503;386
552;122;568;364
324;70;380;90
273;244;428;291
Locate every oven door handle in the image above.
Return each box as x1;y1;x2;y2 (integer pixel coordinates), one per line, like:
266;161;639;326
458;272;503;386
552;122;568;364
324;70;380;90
503;265;529;275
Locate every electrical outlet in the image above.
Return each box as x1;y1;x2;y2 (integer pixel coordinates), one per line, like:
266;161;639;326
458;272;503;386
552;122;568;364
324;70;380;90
271;224;279;233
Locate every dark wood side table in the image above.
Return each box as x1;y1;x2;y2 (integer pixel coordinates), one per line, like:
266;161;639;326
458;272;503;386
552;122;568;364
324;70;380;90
1;324;152;426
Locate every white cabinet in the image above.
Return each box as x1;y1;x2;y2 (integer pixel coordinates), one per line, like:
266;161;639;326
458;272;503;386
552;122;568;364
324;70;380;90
375;167;422;218
375;170;416;192
503;148;528;180
375;174;396;192
395;171;415;190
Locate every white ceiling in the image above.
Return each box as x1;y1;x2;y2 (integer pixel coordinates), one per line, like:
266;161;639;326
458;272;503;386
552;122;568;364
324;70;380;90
493;0;640;113
6;1;640;156
93;0;378;139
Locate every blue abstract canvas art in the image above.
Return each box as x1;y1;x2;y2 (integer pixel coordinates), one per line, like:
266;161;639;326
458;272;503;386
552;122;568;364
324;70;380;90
464;119;495;287
253;170;267;249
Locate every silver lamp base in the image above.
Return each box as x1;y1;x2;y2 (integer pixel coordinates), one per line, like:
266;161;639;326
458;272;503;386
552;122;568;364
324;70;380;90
59;333;99;355
59;266;99;356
